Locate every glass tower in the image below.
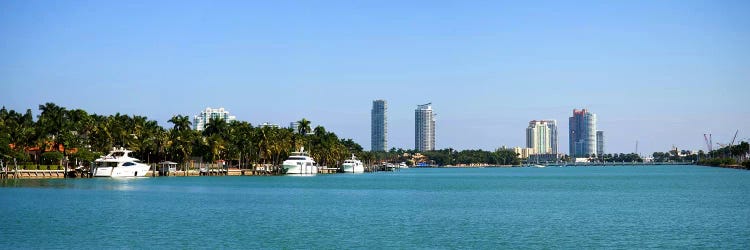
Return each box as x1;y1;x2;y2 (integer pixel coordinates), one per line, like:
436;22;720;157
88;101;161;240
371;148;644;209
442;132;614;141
596;130;605;157
371;100;387;151
569;109;597;157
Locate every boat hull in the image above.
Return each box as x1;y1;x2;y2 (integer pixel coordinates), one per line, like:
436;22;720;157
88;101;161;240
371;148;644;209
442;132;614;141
93;165;150;177
342;164;364;173
282;164;318;174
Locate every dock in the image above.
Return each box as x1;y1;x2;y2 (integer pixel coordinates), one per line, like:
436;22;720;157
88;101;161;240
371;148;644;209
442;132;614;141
0;164;387;179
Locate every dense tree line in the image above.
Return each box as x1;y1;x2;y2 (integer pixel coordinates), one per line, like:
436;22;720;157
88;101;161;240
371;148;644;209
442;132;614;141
697;142;749;167
651;150;700;162
423;148;520;166
367;148;520;166
0;103;364;170
593;153;644;162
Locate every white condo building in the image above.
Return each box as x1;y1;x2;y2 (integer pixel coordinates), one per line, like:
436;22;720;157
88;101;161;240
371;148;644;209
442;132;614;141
526;120;558;154
415;103;435;151
193;107;236;131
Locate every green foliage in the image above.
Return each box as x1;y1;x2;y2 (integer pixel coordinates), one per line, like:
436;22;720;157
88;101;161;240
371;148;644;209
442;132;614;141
708;142;749;158
421;148;520;166
41;151;63;165
599;153;643;162
698;157;737;166
19;164;60;170
1;103;365;169
297;118;311;135
70;149;98;163
652;151;697;162
742;161;750;168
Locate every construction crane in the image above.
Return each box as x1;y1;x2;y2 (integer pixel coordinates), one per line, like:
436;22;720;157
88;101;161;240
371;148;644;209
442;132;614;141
704;134;713;152
730;130;739;147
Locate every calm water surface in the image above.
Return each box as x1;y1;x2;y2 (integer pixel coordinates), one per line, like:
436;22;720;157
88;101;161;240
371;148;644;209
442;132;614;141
1;166;749;249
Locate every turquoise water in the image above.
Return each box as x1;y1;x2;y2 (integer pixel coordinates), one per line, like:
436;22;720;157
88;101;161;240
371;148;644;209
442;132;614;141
1;166;749;249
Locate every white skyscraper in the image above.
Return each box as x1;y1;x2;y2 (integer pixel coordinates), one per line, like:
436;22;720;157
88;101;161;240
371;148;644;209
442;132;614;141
526;120;558;154
415;103;435;151
193;107;236;131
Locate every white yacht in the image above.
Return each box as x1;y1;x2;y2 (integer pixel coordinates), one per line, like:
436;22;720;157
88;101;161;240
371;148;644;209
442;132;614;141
398;162;409;169
92;147;151;177
341;154;364;173
282;147;318;175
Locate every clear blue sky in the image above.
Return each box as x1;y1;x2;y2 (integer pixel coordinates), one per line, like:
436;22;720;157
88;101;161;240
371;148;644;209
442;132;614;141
2;0;749;155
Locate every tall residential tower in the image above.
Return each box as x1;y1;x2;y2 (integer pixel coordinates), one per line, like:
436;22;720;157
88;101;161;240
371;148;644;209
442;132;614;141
371;100;387;151
526;120;558;154
415;103;435;151
596;130;605;156
569;109;597;157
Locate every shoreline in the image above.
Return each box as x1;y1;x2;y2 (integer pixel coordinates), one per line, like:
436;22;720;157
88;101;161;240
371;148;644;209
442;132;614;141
2;163;740;180
699;164;749;170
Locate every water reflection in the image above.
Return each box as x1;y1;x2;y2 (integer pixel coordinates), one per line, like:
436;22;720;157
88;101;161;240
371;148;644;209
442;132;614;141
1;178;147;191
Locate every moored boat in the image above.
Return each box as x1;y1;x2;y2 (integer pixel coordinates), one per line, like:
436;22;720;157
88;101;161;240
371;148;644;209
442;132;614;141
92;147;150;177
282;147;318;175
341;155;364;173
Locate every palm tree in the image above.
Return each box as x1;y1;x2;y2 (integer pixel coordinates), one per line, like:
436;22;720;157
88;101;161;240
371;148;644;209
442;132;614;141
168;115;191;132
254;126;272;173
1;109;36;163
168;115;194;169
297;118;311;135
206;134;225;165
227;121;253;170
203;117;228;138
37;103;70;166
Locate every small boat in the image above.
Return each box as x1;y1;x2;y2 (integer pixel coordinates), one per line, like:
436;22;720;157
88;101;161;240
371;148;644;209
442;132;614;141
397;162;409;169
384;163;397;171
341;154;364;173
282;147;318;175
532;164;546;168
92;147;150;177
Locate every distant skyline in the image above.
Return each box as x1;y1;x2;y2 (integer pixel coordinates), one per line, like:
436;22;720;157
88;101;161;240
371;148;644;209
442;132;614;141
2;0;749;154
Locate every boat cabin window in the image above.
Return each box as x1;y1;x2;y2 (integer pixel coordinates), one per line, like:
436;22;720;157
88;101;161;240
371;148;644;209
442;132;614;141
112;152;125;157
100;162;118;167
123;162;136;166
288;157;307;160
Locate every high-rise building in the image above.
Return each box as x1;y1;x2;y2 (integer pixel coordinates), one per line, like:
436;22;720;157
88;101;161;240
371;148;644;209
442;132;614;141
371;100;388;151
290;121;300;133
260;122;279;128
193;107;236;131
596;130;605;156
550;120;558;155
415;103;435;151
526;120;558;154
569;109;597;157
513;147;537;159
